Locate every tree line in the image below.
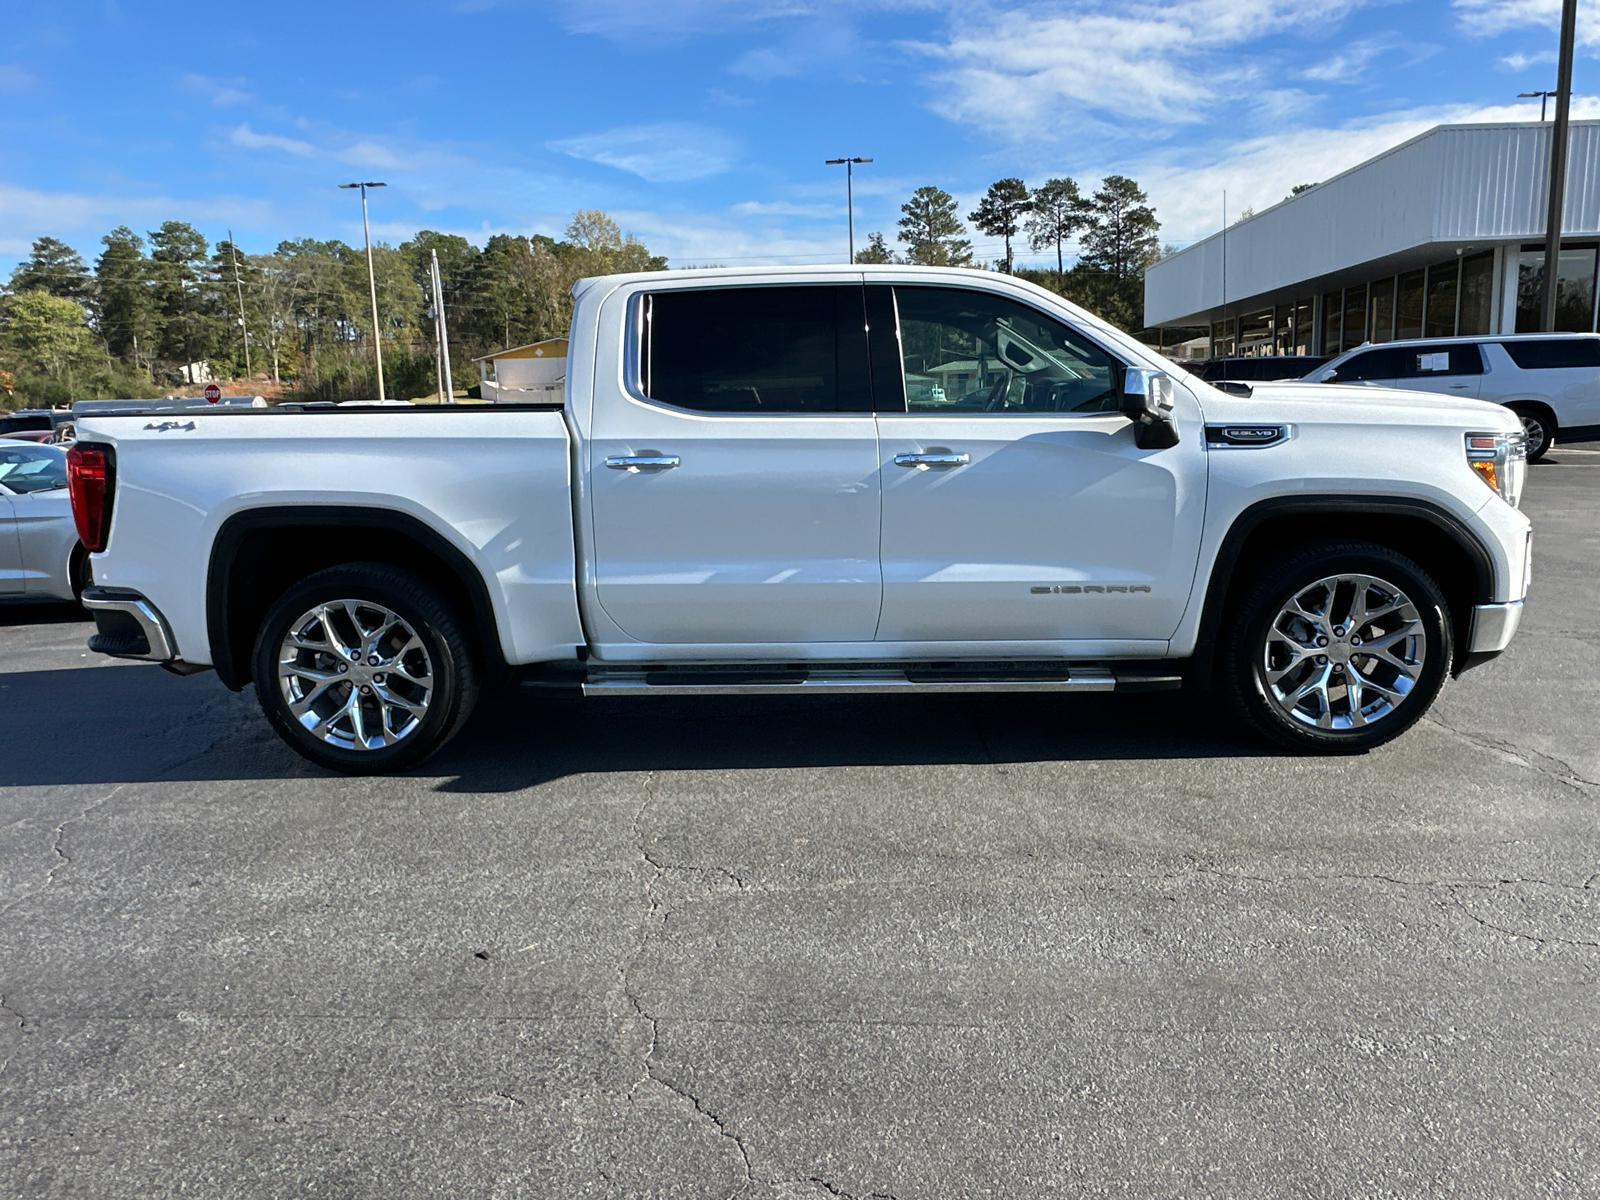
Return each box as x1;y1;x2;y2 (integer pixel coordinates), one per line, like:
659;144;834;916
0;211;665;409
857;175;1161;332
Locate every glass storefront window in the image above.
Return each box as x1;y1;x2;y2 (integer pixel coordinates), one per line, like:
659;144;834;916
1369;277;1395;342
1342;286;1368;352
1275;305;1294;355
1238;308;1273;356
1397;270;1425;340
1211;317;1236;357
1321;291;1342;356
1515;244;1597;333
1294;300;1313;354
1458;251;1494;336
1424;261;1459;338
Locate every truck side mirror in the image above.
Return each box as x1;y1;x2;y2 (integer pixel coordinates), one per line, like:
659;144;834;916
1120;368;1180;449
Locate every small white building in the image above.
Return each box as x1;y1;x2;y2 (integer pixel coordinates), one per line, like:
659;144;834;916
1144;120;1600;357
474;338;567;403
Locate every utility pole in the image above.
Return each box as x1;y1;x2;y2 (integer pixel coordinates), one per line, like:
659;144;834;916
1541;0;1578;332
340;181;388;399
228;229;251;380
825;157;872;263
430;250;455;403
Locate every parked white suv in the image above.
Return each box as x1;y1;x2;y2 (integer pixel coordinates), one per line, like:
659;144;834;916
1305;333;1600;461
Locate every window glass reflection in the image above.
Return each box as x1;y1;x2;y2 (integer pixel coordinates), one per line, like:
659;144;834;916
1397;270;1425;340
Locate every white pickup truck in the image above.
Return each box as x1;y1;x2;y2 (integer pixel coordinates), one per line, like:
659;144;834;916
68;265;1532;773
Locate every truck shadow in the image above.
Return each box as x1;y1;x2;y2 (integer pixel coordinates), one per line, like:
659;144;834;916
0;663;1275;789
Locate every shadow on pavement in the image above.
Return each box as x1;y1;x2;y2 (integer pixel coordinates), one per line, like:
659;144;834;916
0;601;89;627
0;656;1274;790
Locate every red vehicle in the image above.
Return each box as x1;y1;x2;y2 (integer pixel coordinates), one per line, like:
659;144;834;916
0;430;56;443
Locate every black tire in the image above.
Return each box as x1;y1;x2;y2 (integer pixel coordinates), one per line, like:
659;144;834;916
253;562;479;774
1510;404;1556;463
1221;540;1453;754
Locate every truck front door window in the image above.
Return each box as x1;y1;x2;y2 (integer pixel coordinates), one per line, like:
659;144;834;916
892;286;1121;414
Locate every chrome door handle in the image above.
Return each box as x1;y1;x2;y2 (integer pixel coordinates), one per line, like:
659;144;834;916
605;454;680;471
893;452;970;469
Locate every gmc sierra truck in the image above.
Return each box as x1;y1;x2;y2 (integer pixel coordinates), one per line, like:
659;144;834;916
67;265;1532;773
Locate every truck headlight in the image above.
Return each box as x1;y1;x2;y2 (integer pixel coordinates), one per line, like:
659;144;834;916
1465;431;1526;508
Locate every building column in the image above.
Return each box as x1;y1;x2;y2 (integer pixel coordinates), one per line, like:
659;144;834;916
1497;244;1519;335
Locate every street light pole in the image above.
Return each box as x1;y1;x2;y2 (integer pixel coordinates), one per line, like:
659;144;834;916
1520;90;1556;121
1540;0;1578;332
825;157;872;263
340;181;388;400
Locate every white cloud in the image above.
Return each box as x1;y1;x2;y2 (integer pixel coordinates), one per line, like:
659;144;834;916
729;199;839;217
1300;37;1393;82
228;123;407;170
548;122;738;182
909;0;1367;139
230;123;318;157
0;63;36;92
1499;49;1557;69
0;182;276;251
181;73;254;107
1454;0;1600;47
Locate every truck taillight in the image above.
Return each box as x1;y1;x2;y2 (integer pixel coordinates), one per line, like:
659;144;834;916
67;442;116;552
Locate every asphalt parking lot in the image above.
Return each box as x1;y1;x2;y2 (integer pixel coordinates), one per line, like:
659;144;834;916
2;454;1597;1199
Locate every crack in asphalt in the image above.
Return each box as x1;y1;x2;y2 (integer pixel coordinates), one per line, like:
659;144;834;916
794;1176;900;1200
0;783;124;923
1424;713;1600;791
613;766;760;1190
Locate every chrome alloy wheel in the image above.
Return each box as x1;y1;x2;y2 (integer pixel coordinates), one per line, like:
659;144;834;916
1519;412;1550;458
277;600;434;751
1261;573;1426;731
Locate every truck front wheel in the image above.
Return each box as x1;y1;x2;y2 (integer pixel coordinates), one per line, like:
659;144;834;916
1221;540;1452;753
252;563;480;774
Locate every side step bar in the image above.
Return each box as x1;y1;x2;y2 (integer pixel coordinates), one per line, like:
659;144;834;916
546;663;1183;698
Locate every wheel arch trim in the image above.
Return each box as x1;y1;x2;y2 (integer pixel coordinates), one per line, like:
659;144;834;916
1190;494;1496;690
206;505;509;692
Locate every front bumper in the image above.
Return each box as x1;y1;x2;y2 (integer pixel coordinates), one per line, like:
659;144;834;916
1456;600;1524;675
81;586;177;662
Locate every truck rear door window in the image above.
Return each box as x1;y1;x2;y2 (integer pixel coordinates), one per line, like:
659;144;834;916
643;286;872;413
1500;338;1600;369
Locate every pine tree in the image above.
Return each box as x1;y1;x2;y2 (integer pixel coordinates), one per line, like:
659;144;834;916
854;232;897;264
1026;178;1087;285
969;178;1031;273
1077;176;1160;330
896;187;972;267
8;237;96;308
95;227;155;367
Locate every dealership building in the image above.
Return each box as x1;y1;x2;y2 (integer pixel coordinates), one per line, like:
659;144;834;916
1143;121;1600;359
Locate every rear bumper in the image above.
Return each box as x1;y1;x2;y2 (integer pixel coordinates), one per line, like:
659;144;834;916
81;587;176;661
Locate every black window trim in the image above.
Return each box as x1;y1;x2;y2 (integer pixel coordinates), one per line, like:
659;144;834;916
626;285;878;418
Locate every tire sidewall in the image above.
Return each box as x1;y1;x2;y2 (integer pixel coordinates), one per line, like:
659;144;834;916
1227;545;1452;752
253;566;467;773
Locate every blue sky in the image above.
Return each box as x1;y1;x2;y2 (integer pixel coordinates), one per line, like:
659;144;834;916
2;0;1598;275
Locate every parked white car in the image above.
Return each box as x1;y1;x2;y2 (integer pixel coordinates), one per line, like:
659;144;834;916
0;442;85;602
1305;333;1600;461
71;265;1531;773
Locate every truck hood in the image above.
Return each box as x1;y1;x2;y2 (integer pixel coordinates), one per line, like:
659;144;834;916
1194;379;1522;433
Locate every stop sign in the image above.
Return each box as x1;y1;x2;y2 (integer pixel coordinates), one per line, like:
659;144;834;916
203;383;222;404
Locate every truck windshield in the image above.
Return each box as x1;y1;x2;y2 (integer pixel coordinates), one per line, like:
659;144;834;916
0;443;68;493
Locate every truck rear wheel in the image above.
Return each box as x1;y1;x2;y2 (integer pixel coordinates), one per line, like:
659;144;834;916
252;563;479;774
1221;540;1452;753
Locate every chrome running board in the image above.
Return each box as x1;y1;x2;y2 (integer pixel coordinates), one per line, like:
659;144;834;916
567;663;1182;697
